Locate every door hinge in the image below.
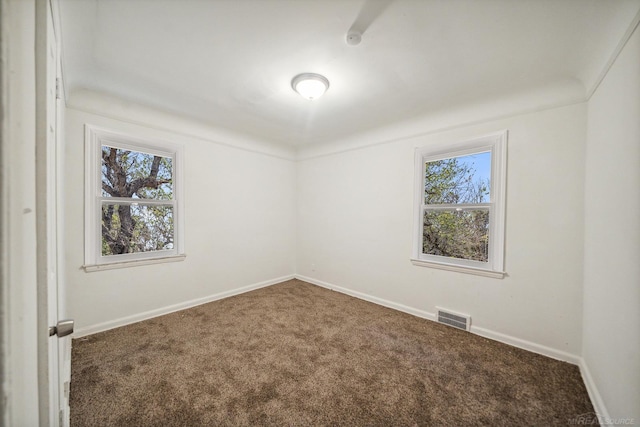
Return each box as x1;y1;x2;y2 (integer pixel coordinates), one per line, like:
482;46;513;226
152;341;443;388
64;381;70;398
55;77;61;100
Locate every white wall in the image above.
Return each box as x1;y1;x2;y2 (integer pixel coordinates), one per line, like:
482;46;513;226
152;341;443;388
64;94;296;334
297;102;587;360
583;24;640;422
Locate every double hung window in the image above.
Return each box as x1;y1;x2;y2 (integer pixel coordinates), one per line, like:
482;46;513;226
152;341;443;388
84;126;184;270
412;131;507;277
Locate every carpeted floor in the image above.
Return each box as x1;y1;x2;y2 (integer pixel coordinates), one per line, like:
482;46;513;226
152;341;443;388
70;279;595;426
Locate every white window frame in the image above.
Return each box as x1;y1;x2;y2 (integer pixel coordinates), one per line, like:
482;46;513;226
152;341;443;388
411;131;507;278
83;125;185;272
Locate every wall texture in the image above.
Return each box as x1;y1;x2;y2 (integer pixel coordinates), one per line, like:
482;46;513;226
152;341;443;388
583;24;640;421
64;98;297;334
297;103;587;361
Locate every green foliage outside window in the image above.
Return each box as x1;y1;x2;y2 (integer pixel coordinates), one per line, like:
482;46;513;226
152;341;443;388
423;155;490;262
101;147;174;256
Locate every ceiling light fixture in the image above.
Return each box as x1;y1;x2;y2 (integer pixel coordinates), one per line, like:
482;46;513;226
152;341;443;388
291;73;329;100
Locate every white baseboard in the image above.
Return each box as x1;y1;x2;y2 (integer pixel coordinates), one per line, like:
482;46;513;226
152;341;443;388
296;275;581;366
73;274;295;337
296;275;436;322
578;357;611;421
471;325;581;365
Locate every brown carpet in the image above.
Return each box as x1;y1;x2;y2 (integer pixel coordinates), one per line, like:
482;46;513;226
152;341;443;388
70;279;595;426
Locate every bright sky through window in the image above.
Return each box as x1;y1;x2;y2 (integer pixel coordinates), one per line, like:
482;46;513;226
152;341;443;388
454;151;491;203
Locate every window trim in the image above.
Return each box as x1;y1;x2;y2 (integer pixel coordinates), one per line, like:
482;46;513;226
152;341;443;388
83;125;185;271
411;130;507;278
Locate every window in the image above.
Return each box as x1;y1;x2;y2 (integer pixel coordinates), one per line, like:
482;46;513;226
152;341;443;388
412;131;507;278
84;126;185;271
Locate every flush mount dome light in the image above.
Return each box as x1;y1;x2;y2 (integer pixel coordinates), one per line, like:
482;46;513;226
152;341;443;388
291;73;329;100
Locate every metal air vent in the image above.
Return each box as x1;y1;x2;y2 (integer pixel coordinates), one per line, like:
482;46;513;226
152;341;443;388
437;307;471;331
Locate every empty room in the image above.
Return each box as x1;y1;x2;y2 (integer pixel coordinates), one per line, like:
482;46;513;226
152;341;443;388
2;0;639;425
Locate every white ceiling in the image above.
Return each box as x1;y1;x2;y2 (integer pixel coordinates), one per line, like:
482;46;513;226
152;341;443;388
59;0;640;147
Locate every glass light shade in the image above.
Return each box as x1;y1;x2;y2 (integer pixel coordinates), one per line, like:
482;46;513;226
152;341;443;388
291;73;329;100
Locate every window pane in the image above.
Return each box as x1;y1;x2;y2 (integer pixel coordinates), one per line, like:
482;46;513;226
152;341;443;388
101;203;174;256
101;146;173;200
425;152;491;204
423;209;489;262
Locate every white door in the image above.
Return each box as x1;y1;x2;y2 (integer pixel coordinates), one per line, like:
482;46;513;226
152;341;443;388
45;3;61;425
43;1;72;425
1;0;68;424
52;0;72;421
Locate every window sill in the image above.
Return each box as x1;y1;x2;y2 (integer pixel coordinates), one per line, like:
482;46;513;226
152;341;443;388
83;254;186;272
410;258;506;279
